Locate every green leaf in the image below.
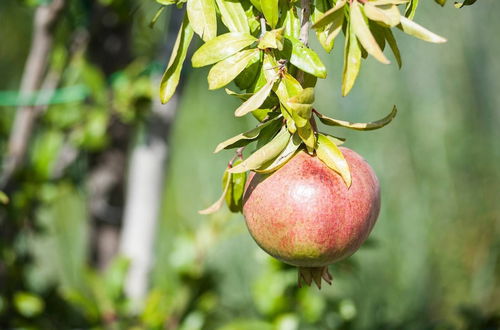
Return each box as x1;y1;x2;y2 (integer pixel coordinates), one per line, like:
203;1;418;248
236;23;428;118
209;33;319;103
250;0;262;12
228;126;291;173
199;169;233;214
261;0;279;28
216;0;250;33
208;49;260;90
282;2;301;38
435;0;446;6
315;105;398;130
297;123;316;151
255;133;302;173
187;0;217;41
235;78;277;117
316;134;351;187
235;52;262;90
342;19;362;96
215;116;282;153
258;28;284;50
405;0;418;19
156;0;176;5
192;33;257;67
351;1;390;64
312;0;346;29
287;87;315;128
384;28;402;68
225;159;247;212
312;0;341;53
282;36;327;78
364;3;401;27
160;15;194;104
398;16;447;43
454;0;477;8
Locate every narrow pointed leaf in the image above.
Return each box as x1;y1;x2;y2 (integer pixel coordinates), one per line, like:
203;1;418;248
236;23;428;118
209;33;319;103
199;170;232;214
297;122;316;150
385;28;402;68
405;0;418;19
398;16;447;43
208;49;260;90
216;0;250;33
214;116;282;153
192;33;257;67
187;0;217;41
282;36;327;78
364;3;401;27
342;21;362;96
160;16;194;104
351;1;390;64
312;0;346;29
228;127;291;173
261;0;279;28
316;134;351;187
315;105;397;130
255;134;302;173
235;78;276;117
283;3;301;38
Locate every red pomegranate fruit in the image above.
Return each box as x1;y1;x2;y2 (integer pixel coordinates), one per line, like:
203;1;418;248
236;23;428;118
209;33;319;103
242;147;380;288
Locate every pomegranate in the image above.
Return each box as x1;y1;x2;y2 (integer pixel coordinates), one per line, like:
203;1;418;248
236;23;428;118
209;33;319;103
242;147;380;288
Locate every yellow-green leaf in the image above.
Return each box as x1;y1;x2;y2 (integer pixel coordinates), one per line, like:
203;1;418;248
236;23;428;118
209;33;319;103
216;0;250;33
351;0;390;64
312;0;346;29
315;105;398;130
228;126;291;173
316;134;351;187
261;0;279;28
235;78;277;117
255;133;302;173
297;122;316;151
364;3;401;27
282;3;301;38
342;20;362;96
214;116;282;153
398;16;447;43
208;49;260;90
192;33;257;67
160;16;194;104
282;36;327;78
187;0;217;41
258;28;284;50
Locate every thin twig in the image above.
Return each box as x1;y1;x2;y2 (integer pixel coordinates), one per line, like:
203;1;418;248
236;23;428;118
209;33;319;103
260;17;267;38
297;0;312;84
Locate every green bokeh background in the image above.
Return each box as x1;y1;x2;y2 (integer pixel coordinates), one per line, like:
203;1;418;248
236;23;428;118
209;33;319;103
0;0;498;329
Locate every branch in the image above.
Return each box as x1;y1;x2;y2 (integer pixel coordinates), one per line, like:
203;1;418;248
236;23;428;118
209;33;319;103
297;0;312;84
0;0;66;189
299;0;312;46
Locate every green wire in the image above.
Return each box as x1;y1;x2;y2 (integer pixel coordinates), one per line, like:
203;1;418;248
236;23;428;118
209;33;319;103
0;85;89;107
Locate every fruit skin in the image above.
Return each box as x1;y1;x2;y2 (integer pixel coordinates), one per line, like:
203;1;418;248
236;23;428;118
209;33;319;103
242;147;380;268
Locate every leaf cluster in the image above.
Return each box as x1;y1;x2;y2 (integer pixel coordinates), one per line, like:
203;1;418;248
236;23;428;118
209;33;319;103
155;0;449;214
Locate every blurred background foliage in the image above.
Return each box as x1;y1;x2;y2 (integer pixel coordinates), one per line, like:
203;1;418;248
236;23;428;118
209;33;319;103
0;0;499;329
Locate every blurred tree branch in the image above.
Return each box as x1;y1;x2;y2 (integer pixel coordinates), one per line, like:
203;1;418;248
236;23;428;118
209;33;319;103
1;0;66;189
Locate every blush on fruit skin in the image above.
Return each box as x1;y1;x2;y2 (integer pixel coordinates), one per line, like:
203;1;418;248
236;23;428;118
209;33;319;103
242;147;380;268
